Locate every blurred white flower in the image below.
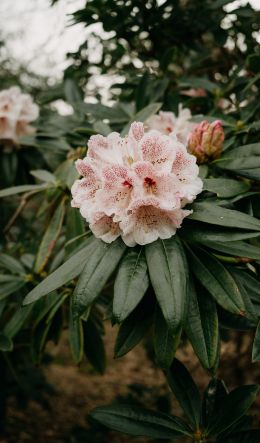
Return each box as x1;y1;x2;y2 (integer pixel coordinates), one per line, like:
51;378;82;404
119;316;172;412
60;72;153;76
145;105;196;144
0;86;39;144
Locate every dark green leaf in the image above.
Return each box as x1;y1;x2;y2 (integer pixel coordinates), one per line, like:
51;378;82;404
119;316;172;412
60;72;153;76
167;359;201;428
114;296;154;358
207;385;259;436
35;198;66;273
23;238;95;305
0;333;13;351
252;321;260;362
73;238;126;318
145;237;188;330
113;248;149;322
154;306;181;369
203;179;249;198
186;246;246;315
83;317;106;374
189;203;260;231
69;297;84;364
184;280;219;372
90;405;191;439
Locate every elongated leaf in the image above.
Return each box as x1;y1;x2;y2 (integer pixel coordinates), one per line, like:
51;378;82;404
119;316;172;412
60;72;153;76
121;102;162;136
202;379;228;427
207;385;259;436
69;297;84;364
189;203;260;231
23;238;95;305
0;333;13;351
252;321;260;362
4;305;33;338
203;240;260;260
0;183;48;198
0;279;26;300
184;280;219;372
203;179;249;198
167;359;201;428
180;223;260;243
154;306;181;369
145;237;188;330
30;169;57;183
216;143;260;181
35;199;66;273
0;253;25;274
90;405;191;439
83;317;106;374
186;246;246;315
113;248;149;322
114;296;154;358
65;204;86;255
73;239;126;318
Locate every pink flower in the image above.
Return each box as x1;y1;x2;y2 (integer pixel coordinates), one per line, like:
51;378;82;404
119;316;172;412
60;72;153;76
71;122;203;246
187;120;224;164
145;105;196;144
0;86;39;143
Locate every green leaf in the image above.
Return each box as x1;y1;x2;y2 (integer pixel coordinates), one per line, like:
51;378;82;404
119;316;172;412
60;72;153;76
121;102;162;136
113;248;149;322
55;158;79;189
252;321;260;362
35;199;66;273
207;385;259;436
114;296;154;358
167;359;201;428
189;203;260;231
184;280;219;372
145;237;188;330
83;317;106;374
203;179;249;198
202;379;228;427
0;333;13;351
4;305;33;338
0;183;48;198
65;205;86;255
186;246;246;315
216;143;260;181
73;238;126;318
90;405;191;439
69;297;84;364
180;223;260;243
204;240;260;260
23;238;95;305
64;78;83;105
154;305;181;369
30;169;57;183
0;279;26;300
0;253;25;275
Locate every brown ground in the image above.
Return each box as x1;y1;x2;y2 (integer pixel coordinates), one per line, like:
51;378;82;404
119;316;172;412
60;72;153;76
0;325;259;443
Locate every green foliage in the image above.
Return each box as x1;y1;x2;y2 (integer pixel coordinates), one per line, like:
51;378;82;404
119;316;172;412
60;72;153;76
90;359;259;442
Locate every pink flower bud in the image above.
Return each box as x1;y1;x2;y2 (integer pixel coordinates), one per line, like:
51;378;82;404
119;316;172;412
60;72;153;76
187;120;224;164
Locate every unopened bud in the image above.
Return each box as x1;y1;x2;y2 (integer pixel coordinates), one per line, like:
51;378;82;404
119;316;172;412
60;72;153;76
188;120;224;164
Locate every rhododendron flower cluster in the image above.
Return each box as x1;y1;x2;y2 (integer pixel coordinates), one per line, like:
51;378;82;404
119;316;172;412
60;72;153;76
0;86;39;144
145;105;196;144
71;122;202;246
188;120;224;164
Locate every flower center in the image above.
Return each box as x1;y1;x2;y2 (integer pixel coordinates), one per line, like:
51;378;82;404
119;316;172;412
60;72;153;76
144;176;157;191
122;180;133;189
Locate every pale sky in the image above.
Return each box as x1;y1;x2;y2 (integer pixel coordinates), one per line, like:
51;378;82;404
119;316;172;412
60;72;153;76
0;0;259;80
